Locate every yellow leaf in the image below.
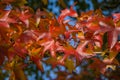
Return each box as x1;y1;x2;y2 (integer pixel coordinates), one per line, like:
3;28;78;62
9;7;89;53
78;31;84;39
94;46;102;54
103;51;118;64
42;0;48;5
12;0;27;7
106;65;116;70
13;66;27;80
109;51;118;61
112;59;120;65
116;20;120;27
31;47;41;56
65;59;75;73
57;56;63;60
85;49;93;54
46;57;57;64
101;49;108;56
45;57;57;68
95;8;103;17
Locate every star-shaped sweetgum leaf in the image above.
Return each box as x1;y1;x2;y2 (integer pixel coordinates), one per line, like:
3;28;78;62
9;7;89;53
0;10;16;28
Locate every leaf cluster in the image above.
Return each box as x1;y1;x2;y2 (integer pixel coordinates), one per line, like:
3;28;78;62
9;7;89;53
0;0;120;80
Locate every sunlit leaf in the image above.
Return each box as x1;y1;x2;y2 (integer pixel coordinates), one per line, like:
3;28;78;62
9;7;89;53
40;39;56;57
77;31;85;39
103;51;118;64
58;6;78;23
106;65;116;70
19;9;32;28
87;21;100;31
31;47;41;56
79;10;93;21
76;40;95;59
0;10;16;28
108;30;118;49
13;42;28;58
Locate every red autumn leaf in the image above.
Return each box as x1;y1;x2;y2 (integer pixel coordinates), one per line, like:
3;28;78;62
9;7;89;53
30;55;44;72
93;34;103;48
59;49;79;64
18;30;41;43
97;18;120;49
1;1;120;79
80;33;102;51
107;30;118;49
76;40;96;59
80;10;93;20
114;42;120;51
35;8;48;27
19;9;32;28
40;39;80;64
85;16;101;31
63;24;79;39
0;10;16;28
28;47;44;71
49;25;66;38
40;39;56;57
58;6;78;23
86;21;100;31
88;58;106;74
55;42;80;64
113;13;120;22
64;30;79;39
12;30;43;58
13;41;28;58
35;60;44;72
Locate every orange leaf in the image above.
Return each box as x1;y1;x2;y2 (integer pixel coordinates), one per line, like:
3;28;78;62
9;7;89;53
58;6;78;23
13;65;27;80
